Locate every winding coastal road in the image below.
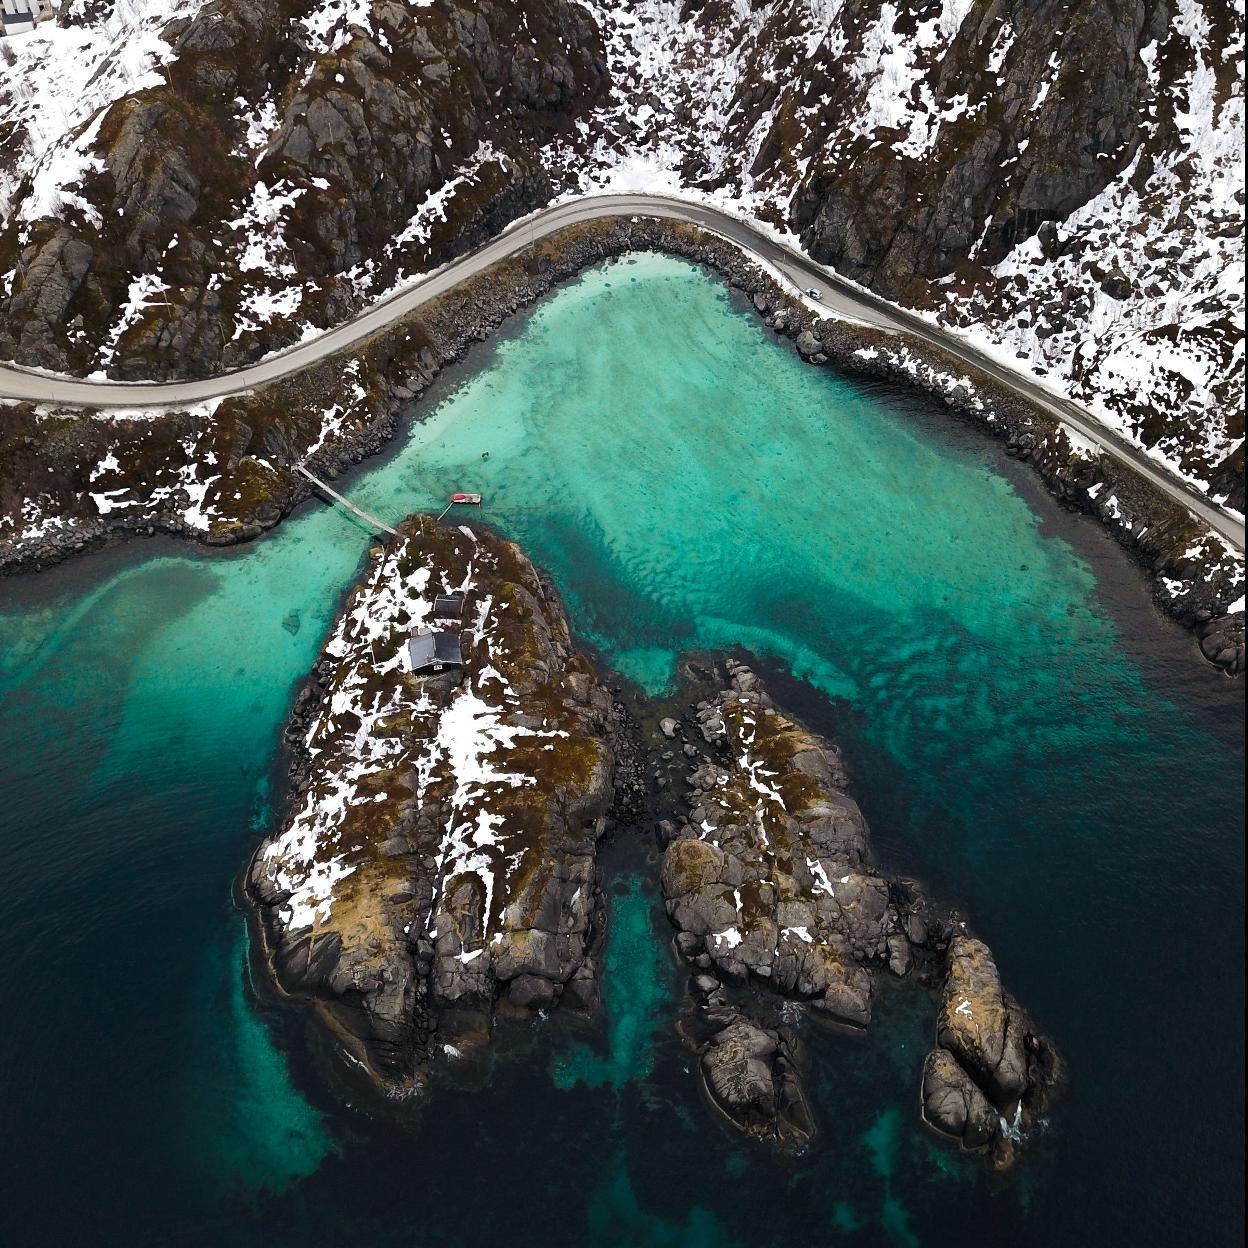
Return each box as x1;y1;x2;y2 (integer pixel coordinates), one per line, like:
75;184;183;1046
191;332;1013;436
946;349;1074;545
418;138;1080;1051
1;193;1242;551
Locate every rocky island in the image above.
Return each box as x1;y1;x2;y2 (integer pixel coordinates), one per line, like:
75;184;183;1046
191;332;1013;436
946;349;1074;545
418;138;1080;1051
248;519;1061;1166
247;516;621;1085
653;658;1062;1165
0;0;1241;1239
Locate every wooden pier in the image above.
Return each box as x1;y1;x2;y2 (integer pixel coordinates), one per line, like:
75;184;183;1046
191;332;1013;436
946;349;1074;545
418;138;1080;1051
294;464;399;537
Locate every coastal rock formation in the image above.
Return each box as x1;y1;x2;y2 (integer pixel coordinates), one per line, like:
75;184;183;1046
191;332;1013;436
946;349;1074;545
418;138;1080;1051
659;660;932;1031
920;936;1063;1158
921;1050;999;1152
674;960;816;1148
687;994;815;1149
1197;611;1246;677
657;657;1061;1161
238;523;1063;1158
247;517;617;1084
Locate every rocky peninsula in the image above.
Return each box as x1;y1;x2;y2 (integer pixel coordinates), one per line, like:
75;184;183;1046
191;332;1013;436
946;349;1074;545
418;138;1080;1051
247;516;623;1085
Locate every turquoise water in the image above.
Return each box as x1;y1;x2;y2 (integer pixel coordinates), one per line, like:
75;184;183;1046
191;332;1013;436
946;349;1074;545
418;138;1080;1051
0;255;1241;1246
551;874;671;1092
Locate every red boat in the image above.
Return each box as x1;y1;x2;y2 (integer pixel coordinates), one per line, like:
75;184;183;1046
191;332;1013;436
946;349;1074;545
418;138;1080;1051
449;493;482;505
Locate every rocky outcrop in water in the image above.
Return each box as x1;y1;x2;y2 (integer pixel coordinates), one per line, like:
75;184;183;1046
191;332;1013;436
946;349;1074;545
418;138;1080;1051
654;657;1062;1162
246;517;619;1085
239;504;1066;1157
1197;611;1246;677
681;983;815;1149
921;936;1063;1163
658;664;901;1030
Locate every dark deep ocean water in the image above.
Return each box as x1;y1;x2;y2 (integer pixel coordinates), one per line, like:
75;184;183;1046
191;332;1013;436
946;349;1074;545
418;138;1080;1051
0;257;1242;1247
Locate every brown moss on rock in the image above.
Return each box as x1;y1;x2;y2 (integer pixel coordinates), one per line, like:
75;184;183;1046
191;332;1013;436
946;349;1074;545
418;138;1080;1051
659;656;1060;1161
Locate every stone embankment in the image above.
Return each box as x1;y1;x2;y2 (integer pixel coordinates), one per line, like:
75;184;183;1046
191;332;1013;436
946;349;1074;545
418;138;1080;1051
246;517;627;1086
653;657;1063;1164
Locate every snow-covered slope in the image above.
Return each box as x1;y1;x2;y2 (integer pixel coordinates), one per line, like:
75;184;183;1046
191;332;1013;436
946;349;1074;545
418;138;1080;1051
0;0;207;226
540;0;1244;507
0;0;606;377
0;0;1242;507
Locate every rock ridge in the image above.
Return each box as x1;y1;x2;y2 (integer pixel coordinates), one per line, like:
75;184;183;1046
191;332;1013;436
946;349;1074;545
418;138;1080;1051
653;656;1063;1164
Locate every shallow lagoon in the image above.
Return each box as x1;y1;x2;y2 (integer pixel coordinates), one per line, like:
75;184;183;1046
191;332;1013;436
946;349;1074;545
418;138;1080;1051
0;255;1242;1247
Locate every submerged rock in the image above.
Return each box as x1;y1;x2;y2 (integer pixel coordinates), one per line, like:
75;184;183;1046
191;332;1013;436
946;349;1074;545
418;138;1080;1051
247;517;616;1086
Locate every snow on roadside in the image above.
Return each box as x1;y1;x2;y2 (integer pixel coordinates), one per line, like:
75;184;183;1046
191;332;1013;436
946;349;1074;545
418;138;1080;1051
75;397;229;531
0;0;1239;533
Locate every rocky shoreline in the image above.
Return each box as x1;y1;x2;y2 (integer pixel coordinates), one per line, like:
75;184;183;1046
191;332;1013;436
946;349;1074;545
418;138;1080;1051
1;217;1242;674
245;517;637;1085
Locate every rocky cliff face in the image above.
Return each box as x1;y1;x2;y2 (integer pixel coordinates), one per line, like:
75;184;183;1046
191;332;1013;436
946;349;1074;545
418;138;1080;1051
0;0;606;378
788;2;1164;293
247;518;618;1085
654;657;1061;1162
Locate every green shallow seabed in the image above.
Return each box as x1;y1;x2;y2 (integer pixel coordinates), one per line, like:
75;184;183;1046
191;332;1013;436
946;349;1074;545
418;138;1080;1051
0;254;1241;1248
551;874;671;1092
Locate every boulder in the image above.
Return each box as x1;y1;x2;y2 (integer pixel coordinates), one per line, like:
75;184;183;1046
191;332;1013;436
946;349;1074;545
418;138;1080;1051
936;937;1028;1105
1197;611;1245;677
921;1049;1000;1152
697;1013;813;1147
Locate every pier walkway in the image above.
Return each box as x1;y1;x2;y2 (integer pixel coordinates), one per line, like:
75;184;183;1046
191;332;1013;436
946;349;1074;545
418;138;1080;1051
294;464;399;537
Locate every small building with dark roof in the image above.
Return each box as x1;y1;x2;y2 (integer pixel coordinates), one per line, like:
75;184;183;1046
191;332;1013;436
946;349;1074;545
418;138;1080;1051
432;593;465;621
407;631;463;676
